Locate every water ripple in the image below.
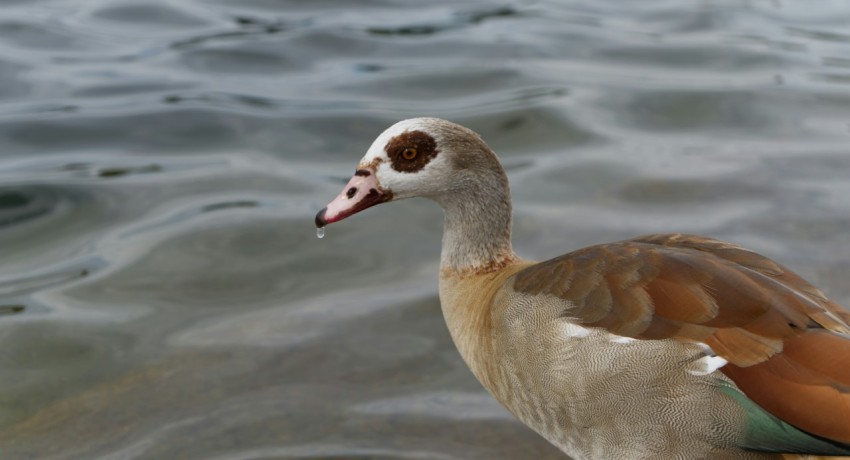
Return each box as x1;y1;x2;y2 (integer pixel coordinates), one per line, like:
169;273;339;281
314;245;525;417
2;1;850;459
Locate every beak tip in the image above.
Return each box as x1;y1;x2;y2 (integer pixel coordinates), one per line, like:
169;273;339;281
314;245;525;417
315;207;328;228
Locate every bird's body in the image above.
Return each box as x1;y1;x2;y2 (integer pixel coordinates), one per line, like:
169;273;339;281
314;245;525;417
441;255;845;460
441;265;742;459
316;118;850;459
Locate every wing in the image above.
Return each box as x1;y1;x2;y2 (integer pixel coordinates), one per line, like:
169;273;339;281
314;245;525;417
512;233;850;445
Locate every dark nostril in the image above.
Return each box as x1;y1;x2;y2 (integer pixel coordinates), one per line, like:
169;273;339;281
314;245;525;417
347;187;357;198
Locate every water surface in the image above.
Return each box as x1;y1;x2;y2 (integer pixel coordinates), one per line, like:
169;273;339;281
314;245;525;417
2;1;850;459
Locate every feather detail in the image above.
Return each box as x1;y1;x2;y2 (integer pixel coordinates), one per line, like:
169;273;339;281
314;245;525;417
512;233;850;444
722;330;850;444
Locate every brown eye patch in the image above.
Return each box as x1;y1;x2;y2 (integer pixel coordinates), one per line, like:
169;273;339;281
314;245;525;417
385;130;439;173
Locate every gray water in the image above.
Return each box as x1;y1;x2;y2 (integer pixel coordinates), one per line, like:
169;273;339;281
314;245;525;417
2;1;850;459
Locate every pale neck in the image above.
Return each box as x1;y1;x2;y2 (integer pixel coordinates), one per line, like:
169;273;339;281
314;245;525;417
434;176;517;276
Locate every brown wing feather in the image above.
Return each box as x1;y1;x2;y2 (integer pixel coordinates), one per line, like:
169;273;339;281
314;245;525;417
722;331;850;443
633;233;850;333
512;233;850;443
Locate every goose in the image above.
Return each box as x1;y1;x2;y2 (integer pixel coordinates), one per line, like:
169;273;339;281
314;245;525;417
314;118;850;459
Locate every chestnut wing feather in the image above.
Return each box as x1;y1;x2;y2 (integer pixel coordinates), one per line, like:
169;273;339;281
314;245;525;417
512;233;850;444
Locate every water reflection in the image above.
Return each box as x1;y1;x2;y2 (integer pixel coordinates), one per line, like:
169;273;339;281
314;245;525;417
0;305;24;315
0;188;55;227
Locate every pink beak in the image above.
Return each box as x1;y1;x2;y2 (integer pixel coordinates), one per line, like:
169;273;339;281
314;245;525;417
315;169;391;228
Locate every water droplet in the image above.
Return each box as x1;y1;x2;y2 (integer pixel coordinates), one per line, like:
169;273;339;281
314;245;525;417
316;226;325;239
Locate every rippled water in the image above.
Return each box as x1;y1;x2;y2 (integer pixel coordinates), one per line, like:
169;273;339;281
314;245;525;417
2;1;850;459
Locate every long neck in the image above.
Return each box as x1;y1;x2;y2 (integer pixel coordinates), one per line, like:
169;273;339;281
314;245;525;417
435;169;517;275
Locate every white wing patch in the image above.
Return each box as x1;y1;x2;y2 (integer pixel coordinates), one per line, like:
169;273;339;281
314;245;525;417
689;343;728;375
694;354;728;375
558;322;592;338
609;335;637;344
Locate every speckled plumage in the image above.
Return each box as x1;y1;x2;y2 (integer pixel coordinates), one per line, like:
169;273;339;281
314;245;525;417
441;271;842;459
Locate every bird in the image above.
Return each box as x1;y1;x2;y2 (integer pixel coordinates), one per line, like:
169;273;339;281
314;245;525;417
314;117;850;459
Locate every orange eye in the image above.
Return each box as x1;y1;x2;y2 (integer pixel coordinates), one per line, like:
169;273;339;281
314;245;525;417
401;148;417;160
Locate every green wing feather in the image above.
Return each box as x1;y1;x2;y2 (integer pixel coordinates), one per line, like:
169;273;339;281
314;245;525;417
720;384;850;455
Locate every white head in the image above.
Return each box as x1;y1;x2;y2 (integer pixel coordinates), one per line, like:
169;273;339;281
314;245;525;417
316;117;509;227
